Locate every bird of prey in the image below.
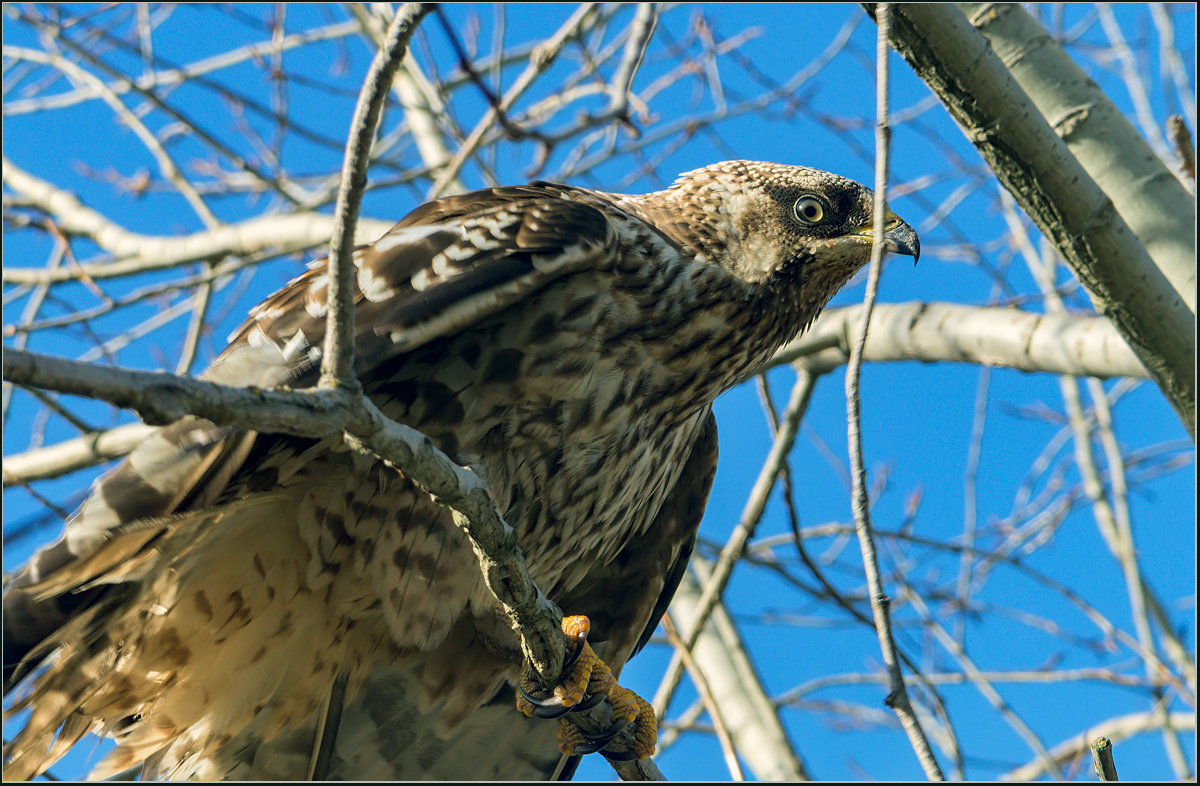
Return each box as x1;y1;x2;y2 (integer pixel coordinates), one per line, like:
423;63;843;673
3;160;918;780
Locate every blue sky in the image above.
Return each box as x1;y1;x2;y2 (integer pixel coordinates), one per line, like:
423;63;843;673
3;4;1195;781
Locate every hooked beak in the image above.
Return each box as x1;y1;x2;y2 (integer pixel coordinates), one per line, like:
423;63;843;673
847;212;920;264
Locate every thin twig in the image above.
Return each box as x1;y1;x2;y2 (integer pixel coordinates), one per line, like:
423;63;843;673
427;4;596;197
1003;712;1193;781
18;11;307;207
662;615;744;781
847;5;943;779
3;46;218;228
606;4;657;119
321;3;436;389
902;586;1061;776
748;517;1193;702
1;160;393;284
1020;220;1190;778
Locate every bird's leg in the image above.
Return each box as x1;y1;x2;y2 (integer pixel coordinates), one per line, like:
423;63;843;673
516;615;657;760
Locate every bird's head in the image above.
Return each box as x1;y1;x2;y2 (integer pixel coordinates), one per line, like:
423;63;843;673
624;160;920;360
650;160;919;287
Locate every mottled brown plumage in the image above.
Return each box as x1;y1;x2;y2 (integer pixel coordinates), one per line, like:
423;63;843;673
3;161;917;780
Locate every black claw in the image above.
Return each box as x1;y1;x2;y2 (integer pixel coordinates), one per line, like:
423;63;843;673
518;685;606;719
535;703;574;719
517;684;574;719
563;626;589;671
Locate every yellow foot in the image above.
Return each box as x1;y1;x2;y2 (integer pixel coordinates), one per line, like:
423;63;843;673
516;615;657;760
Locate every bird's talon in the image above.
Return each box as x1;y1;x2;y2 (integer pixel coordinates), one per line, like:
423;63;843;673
560;694;657;759
520;615;658;760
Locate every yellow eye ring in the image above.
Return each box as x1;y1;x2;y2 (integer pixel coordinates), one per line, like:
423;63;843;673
793;196;825;224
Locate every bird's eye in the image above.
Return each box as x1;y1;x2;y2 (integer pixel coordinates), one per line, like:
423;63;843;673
793;196;825;224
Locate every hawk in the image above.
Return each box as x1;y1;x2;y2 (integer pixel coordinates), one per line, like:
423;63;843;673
3;161;918;780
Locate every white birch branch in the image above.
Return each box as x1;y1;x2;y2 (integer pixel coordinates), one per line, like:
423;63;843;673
771;301;1149;379
879;3;1194;436
960;2;1196;315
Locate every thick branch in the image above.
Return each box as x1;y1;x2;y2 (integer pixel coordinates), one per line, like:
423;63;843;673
770;301;1149;379
868;3;1195;437
3;304;1147;488
958;3;1195;315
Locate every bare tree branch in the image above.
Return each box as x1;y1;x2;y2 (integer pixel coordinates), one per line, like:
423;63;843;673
662;615;744;780
844;7;943;778
771;301;1149;379
669;559;808;780
2;422;153;488
2;345;569;681
321;3;436;389
964;3;1195;317
652;371;815;727
872;2;1195;437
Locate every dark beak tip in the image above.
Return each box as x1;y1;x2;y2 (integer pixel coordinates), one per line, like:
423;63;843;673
891;223;920;265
